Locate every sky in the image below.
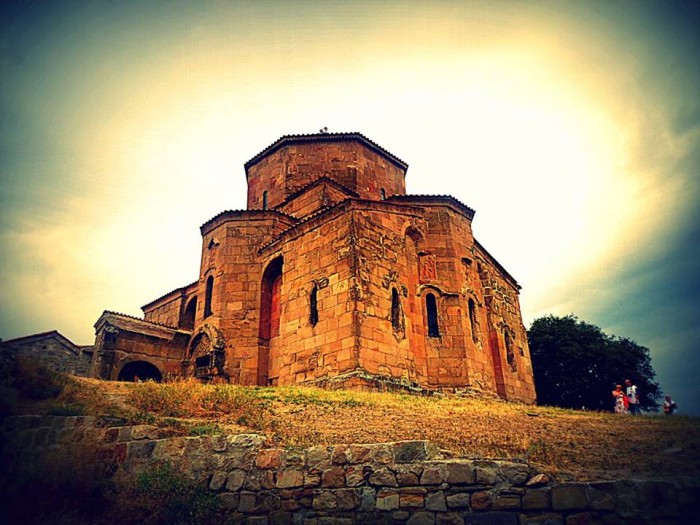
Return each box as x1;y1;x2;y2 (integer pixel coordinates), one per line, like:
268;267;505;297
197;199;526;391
1;1;698;413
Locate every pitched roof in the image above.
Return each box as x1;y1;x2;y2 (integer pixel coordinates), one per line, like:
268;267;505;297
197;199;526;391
95;311;192;339
0;330;83;352
244;132;409;171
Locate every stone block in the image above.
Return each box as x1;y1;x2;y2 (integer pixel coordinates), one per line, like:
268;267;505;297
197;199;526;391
336;488;361;510
522;488;550;510
209;471;227;491
470;491;492;511
498;463;530;486
463;513;519;525
492;494;521;510
517;513;564;525
369;467;399;487
256;448;284;469
475;465;498;485
376;489;400;510
226;469;247;491
420;465;445;485
277;469;304;488
446;493;470;509
444;461;475;484
426;491;447;511
394;441;429;463
217;492;240;509
585;483;615;511
437;513;465;525
322;466;346;488
407;512;436;525
313;490;338;510
551;485;588;511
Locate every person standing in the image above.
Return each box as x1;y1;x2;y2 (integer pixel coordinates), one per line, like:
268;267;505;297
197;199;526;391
625;379;640;415
663;395;677;415
612;384;629;414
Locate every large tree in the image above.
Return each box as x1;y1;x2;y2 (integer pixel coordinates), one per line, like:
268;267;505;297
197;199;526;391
527;314;661;411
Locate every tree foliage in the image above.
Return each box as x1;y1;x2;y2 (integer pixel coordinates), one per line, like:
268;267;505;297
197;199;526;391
527;314;661;411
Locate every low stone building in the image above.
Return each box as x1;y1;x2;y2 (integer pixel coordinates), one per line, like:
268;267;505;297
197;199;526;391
0;330;93;377
91;132;536;403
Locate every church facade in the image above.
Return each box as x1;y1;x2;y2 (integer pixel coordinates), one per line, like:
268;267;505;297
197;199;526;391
90;132;536;403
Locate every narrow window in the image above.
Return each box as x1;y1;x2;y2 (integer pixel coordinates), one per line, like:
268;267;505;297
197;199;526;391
468;298;477;339
204;276;214;317
262;191;268;210
426;293;440;337
505;331;516;371
309;285;319;327
391;288;401;330
380;188;386;200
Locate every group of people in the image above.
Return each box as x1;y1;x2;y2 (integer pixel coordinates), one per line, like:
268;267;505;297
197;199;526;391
611;379;677;415
612;379;640;415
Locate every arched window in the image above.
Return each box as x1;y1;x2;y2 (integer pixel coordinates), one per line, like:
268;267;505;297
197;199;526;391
380;188;386;200
391;288;401;331
204;276;214;317
426;293;440;337
309;285;319;327
262;191;268;210
468;298;477;339
181;297;197;329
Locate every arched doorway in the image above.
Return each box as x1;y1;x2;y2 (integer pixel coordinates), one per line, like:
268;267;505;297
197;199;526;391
258;256;283;385
118;361;162;382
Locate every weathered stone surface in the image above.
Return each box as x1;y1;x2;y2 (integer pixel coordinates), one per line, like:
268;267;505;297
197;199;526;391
322;466;346;488
306;446;332;468
394;441;429;463
551;485;589;511
518;513;564;525
373;445;394;465
400;488;427;508
376;489;400;510
238;491;257;513
463;512;519;525
345;465;365;487
276;469;304;488
492;494;520;510
407;511;436;525
225;469;247;491
471;491;492;511
585;482;615;511
130;425;159;440
498;463;529;486
523;488;550;510
360;487;377;511
256;448;284;469
526;473;550;487
348;444;372;464
437;513;465;525
426;491;447;511
283;448;305;467
445;461;475;484
476;465;498;485
313;490;338;510
336;488;360;510
421;465;445;485
369;467;399;487
446;493;470;509
217;492;240;509
209;471;227;491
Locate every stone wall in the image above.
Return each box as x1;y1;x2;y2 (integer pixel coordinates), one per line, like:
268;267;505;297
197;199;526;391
1;415;696;524
0;331;92;377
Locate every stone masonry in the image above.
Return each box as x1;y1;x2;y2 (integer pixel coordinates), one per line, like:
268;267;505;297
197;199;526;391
90;132;536;403
1;415;697;524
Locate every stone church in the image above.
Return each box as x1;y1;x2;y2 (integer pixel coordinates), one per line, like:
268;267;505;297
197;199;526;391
90;132;536;403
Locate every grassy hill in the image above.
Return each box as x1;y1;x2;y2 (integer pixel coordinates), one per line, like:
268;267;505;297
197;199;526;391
29;374;700;483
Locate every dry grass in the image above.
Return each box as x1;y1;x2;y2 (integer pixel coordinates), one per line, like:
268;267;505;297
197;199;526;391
67;378;700;482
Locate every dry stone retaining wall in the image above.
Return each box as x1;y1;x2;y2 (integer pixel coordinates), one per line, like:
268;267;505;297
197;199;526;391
1;415;698;524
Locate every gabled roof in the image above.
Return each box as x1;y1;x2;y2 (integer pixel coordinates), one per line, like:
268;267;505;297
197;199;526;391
244;132;409;172
387;194;476;220
200;209;298;236
0;330;84;353
141;281;198;311
273;176;359;211
95;311;192;339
